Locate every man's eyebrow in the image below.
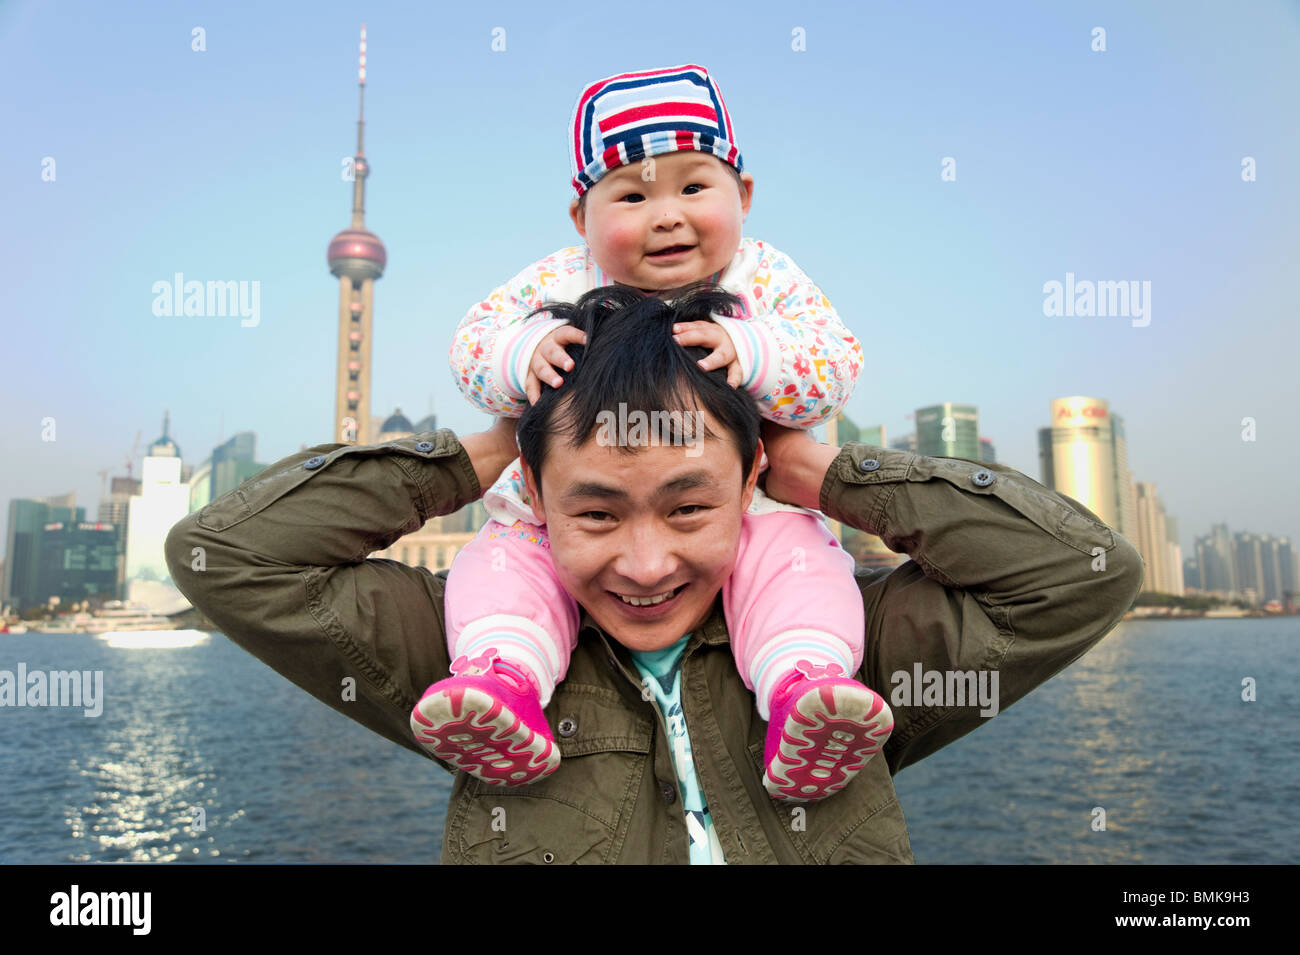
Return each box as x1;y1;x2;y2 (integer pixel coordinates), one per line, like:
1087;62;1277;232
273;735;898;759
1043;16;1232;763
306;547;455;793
561;470;719;504
563;481;630;504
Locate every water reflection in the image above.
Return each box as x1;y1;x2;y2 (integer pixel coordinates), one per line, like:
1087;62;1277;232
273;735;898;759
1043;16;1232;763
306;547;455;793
96;630;210;650
61;638;232;862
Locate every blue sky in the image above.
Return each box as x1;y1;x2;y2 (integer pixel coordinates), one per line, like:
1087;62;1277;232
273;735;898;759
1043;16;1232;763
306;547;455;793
4;0;1298;558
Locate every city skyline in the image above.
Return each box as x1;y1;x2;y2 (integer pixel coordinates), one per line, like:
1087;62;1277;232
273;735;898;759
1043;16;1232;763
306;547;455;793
4;0;1298;561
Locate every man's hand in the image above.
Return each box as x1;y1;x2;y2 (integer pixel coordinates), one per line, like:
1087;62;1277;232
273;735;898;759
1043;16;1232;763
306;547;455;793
459;415;520;496
524;325;588;404
672;321;743;389
760;420;842;511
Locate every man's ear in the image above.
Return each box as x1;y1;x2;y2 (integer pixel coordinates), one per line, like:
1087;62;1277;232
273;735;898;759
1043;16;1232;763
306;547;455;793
520;454;547;523
740;437;763;512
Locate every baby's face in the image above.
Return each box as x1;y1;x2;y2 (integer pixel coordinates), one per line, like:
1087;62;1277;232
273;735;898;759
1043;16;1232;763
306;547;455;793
570;152;754;293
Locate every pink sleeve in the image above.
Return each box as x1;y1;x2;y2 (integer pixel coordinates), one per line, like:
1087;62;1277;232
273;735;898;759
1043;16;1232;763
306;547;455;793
711;241;864;430
449;247;590;417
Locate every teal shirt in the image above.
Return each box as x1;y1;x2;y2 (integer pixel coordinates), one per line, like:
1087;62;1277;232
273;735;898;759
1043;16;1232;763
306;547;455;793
628;635;726;865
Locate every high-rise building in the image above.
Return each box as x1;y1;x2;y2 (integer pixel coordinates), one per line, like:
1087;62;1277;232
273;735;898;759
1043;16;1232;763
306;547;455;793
1135;483;1169;594
1038;396;1120;531
329;25;386;448
211;432;266;498
916;403;979;460
1194;523;1237;594
98;475;139;599
2;494;82;609
187;432;268;513
38;521;118;604
1278;538;1297;606
979;436;996;464
1163;514;1184;597
1110;413;1138;540
125;414;191;610
1232;532;1266;606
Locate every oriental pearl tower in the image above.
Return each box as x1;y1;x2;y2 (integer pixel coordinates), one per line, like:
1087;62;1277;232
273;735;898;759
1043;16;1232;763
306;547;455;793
327;24;386;446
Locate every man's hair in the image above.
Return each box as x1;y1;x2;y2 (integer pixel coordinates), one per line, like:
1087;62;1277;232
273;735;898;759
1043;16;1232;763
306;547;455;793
517;283;760;484
575;160;746;215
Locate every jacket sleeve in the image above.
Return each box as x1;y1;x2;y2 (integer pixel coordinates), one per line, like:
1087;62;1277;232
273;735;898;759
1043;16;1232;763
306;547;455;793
449;246;591;418
709;241;864;430
163;430;482;769
818;444;1145;774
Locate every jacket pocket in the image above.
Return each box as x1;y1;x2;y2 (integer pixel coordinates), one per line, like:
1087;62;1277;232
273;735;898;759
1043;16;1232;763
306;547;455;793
747;739;913;864
444;683;653;864
908;455;1116;557
196;439;460;532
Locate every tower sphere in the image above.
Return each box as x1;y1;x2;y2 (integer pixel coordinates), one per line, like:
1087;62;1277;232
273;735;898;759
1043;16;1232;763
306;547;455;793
328;228;387;281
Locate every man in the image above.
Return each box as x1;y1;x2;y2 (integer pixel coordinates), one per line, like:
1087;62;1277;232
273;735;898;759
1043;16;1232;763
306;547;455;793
165;288;1143;865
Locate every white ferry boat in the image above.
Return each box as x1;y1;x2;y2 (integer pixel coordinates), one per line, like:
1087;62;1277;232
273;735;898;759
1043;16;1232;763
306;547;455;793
34;601;177;633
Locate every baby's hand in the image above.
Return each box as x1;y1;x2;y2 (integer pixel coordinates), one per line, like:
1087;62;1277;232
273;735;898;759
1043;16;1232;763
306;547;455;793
672;321;743;389
525;324;588;404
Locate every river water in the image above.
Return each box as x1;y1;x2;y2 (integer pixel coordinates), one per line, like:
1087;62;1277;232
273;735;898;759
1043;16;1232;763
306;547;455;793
1;618;1295;863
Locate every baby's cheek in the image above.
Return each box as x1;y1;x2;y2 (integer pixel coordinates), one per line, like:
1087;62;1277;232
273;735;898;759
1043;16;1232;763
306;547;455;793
604;222;644;256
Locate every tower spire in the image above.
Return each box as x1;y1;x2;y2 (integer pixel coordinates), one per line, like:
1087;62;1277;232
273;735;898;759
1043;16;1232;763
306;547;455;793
352;24;368;228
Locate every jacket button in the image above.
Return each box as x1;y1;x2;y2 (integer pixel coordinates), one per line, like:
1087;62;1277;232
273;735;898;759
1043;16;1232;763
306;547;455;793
972;469;995;487
304;456;326;470
858;458;880;471
542;851;556;864
557;717;578;738
660;781;677;805
415;441;434;452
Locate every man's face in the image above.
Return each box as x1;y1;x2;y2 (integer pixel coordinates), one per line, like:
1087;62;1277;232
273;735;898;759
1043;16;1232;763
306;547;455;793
569;151;754;293
522;407;760;652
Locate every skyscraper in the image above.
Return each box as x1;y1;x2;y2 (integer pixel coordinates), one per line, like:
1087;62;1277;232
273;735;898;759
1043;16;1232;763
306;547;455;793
1233;532;1266;605
2;494;82;609
38;521;117;604
1278;538;1298;607
1195;523;1237;594
1110;412;1138;540
98;475;139;599
1135;482;1168;594
915;403;979;460
1038;396;1120;530
328;25;386;447
125;414;191;611
1164;515;1184;597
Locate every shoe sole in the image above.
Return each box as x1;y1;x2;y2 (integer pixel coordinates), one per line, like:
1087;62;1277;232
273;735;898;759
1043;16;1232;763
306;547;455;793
763;683;894;802
411;686;559;786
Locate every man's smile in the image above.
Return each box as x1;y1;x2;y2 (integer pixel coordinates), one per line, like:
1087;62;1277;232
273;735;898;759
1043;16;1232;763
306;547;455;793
606;583;689;618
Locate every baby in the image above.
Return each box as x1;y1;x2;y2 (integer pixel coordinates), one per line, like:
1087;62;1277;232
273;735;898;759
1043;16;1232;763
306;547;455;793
412;64;893;802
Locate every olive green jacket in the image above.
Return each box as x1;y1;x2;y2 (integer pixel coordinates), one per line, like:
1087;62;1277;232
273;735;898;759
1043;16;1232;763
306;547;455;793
164;430;1143;864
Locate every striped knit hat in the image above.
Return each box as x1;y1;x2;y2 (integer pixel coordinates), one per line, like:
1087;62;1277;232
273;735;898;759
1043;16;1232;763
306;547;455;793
568;64;743;198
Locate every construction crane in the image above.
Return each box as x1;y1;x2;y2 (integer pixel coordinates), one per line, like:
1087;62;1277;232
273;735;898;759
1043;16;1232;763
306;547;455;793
125;430;142;478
